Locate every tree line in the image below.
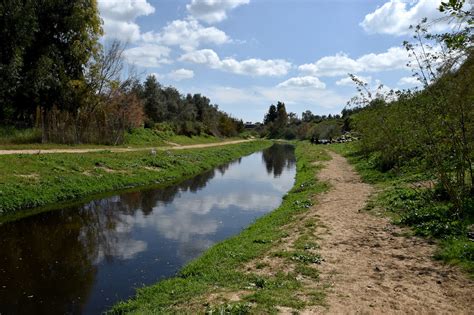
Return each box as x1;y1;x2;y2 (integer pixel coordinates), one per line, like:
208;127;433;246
347;0;473;217
260;101;348;141
0;1;243;144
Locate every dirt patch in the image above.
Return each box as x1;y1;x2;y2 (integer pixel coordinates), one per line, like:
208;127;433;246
207;290;251;304
15;173;40;181
143;166;161;172
303;151;473;314
94;166;128;173
163;141;181;147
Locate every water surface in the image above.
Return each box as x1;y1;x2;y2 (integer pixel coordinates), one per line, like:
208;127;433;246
0;144;296;314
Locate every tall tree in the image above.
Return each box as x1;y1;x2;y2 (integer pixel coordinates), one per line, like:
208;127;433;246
264;104;277;124
143;75;164;124
0;0;102;125
275;101;288;128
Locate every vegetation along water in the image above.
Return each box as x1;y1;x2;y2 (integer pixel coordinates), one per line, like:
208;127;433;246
0;0;473;313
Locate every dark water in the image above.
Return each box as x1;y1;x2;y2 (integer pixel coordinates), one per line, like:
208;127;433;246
0;144;296;314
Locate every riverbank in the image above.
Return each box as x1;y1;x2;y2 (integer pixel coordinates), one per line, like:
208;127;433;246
330;143;474;276
111;142;473;314
305;150;472;314
0;139;253;155
0;140;270;222
111;142;331;314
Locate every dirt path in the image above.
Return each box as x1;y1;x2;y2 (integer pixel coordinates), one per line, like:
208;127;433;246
305;151;473;314
0;139;252;155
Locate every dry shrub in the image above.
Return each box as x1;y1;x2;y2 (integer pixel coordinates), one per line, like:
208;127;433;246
41;91;144;144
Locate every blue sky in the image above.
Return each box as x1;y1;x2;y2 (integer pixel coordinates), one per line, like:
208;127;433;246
98;0;452;122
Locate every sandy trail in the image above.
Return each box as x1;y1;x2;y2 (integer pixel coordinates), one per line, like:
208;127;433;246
305;151;473;314
0;139;252;155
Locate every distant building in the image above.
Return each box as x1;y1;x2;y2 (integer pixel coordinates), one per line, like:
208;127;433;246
244;122;259;129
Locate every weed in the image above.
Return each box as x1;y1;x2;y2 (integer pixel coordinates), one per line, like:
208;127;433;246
295;265;320;280
291;252;322;264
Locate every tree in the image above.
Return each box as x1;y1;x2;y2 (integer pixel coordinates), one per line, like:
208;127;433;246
275;101;288;128
264;105;277;124
302;110;314;122
0;0;102;125
142;75;164;124
0;0;37;124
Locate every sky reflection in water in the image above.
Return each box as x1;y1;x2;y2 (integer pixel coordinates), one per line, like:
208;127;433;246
0;144;296;314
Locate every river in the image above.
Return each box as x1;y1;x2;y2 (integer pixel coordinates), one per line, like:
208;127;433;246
0;144;296;314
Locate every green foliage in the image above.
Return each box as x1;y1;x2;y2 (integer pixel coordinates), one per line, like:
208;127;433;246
435;238;474;275
123;128;168;146
0;0;102;124
0;127;42;145
139;75;243;138
290;252;322;264
295;265;320;280
205;302;252;314
262;103;344;140
333;143;474;275
109;142;330;314
349;53;474;214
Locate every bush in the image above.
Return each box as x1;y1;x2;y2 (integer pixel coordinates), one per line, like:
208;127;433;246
41;91;144;145
0;126;42;144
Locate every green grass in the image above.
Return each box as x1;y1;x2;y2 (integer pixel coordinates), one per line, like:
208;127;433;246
0;140;271;221
330;142;474;276
0;127;241;150
123;128;230;146
110;142;330;314
0;127;42;145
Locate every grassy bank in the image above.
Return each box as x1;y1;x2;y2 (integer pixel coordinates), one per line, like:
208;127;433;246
331;143;474;276
0;140;270;221
0;127;242;150
111;142;330;314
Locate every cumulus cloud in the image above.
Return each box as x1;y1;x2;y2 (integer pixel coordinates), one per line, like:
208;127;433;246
123;45;171;67
398;76;421;86
187;0;250;24
208;85;347;112
298;53;363;77
99;0;232;54
143;19;230;51
357;46;410;71
99;0;155;42
299;46;410;77
168;68;195;81
180;49;292;76
277;76;326;89
336;75;372;86
360;0;457;36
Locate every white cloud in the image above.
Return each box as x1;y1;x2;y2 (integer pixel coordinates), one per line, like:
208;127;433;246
299;46;411;77
208;85;347;111
398;76;421;86
123;45;171;67
142;19;230;51
357;46;410;71
179;49;222;66
180;49;292;76
360;0;454;36
277;76;326;89
336;75;372;86
168;68;195;81
99;0;155;42
187;0;249;24
299;53;363;77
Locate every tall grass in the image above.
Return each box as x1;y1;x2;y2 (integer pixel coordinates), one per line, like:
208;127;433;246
0;127;42;145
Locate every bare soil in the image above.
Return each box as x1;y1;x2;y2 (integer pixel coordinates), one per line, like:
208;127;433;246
304;151;473;314
0;139;252;155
